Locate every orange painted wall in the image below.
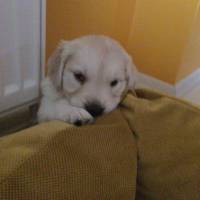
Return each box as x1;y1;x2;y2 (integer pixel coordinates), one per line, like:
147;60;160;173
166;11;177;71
177;3;200;81
128;0;199;84
46;0;136;59
46;0;200;84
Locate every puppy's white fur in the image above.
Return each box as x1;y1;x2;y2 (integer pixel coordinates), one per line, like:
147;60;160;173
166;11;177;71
38;35;137;125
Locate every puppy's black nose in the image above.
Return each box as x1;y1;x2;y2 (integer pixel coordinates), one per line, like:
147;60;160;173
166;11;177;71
84;101;104;117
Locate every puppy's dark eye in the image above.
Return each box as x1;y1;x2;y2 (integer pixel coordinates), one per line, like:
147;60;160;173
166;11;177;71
73;72;86;84
110;80;119;87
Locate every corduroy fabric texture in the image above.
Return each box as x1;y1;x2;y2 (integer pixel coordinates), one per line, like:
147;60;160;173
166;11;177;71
121;89;200;199
1;88;200;199
0;110;137;200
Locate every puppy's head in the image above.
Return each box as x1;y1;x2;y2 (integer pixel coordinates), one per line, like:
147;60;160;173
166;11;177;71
48;35;137;117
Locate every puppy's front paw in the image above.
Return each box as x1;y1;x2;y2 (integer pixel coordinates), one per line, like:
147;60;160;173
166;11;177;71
59;106;94;126
71;107;94;126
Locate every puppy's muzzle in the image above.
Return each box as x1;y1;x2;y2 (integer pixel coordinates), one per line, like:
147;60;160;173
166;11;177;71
84;101;104;117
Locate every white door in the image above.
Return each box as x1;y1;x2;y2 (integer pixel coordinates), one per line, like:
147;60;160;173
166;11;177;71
0;0;42;113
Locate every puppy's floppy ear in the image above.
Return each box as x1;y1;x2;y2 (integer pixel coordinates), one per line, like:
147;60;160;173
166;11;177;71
125;55;138;91
47;40;72;91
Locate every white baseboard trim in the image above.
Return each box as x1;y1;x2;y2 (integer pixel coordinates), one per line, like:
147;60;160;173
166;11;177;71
136;68;200;98
175;69;200;97
136;72;176;96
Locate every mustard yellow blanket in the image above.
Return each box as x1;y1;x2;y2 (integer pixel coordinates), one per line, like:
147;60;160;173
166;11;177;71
0;89;200;199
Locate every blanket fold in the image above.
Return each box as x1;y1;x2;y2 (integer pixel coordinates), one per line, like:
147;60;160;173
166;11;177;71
0;110;137;200
121;89;200;199
1;88;200;200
